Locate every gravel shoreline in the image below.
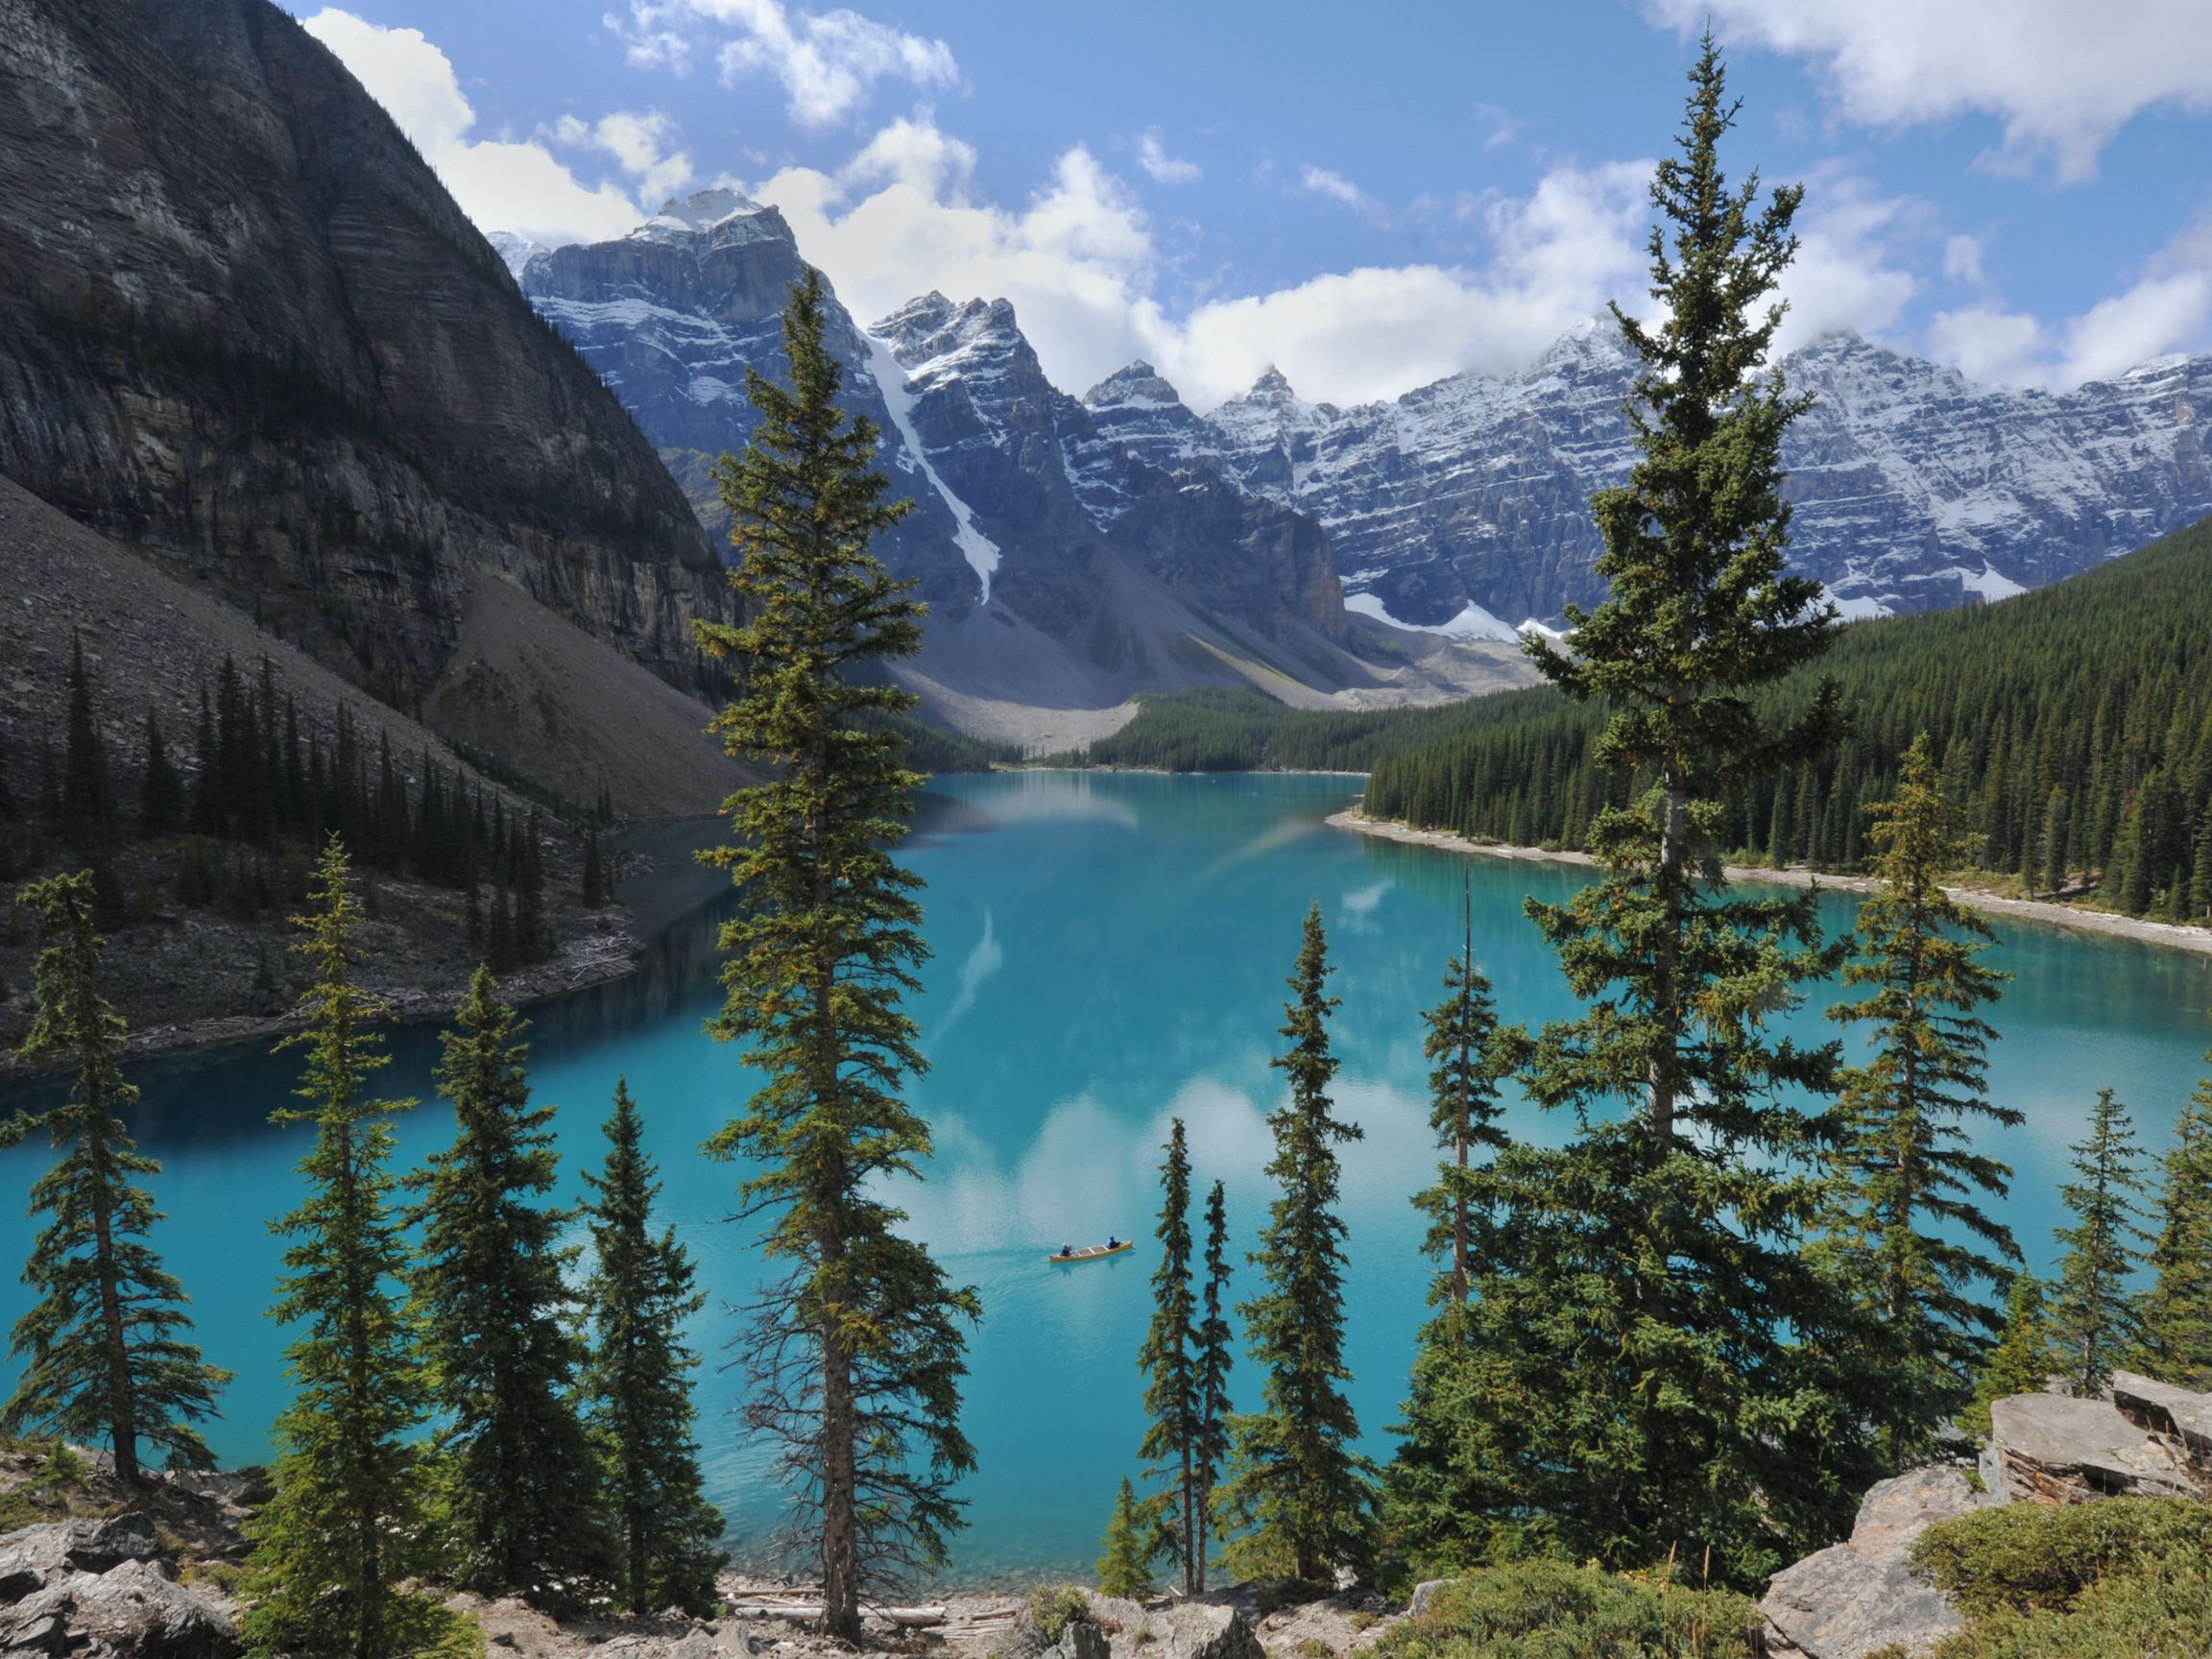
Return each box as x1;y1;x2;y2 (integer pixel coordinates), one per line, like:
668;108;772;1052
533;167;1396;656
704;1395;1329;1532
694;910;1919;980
1327;810;2212;960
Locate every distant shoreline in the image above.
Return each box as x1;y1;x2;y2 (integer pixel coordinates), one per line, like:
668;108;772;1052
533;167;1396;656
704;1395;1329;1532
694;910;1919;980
1327;810;2212;961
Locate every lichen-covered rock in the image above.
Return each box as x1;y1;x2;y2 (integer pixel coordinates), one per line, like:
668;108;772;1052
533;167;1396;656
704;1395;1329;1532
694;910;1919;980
0;1559;239;1658
1759;1467;1976;1659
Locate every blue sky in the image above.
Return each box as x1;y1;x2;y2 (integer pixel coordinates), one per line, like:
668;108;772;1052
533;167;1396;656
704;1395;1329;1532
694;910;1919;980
301;0;2212;410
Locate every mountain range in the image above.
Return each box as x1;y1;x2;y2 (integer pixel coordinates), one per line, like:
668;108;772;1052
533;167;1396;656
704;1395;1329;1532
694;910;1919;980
502;190;2212;683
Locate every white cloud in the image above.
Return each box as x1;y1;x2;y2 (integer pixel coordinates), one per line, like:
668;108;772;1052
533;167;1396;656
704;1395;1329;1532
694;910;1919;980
550;110;694;204
1924;217;2212;387
303;9;664;244
1136;129;1201;185
610;0;961;129
1653;0;2212;181
1941;234;1985;284
755;121;1654;410
1926;304;2047;386
1298;165;1386;221
1769;173;1920;354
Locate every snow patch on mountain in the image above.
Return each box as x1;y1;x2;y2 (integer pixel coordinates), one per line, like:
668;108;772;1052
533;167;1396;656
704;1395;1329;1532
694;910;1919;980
860;331;1002;601
1343;592;1520;642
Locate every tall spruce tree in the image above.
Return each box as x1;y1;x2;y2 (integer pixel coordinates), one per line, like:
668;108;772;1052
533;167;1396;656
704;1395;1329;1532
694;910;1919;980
1381;896;1528;1572
138;712;186;840
1465;40;1870;1586
1138;1118;1203;1594
1192;1180;1234;1594
1816;733;2020;1460
407;969;607;1599
60;636;119;859
696;268;979;1639
1;872;229;1484
2051;1090;2150;1397
1217;904;1373;1583
243;840;456;1659
2131;1059;2212;1388
583;1078;725;1617
1413;881;1526;1309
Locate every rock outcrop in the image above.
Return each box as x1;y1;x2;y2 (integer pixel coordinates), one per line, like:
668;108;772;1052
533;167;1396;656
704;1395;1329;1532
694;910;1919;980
0;1514;238;1658
1982;1374;2211;1503
0;0;729;722
1759;1468;1978;1659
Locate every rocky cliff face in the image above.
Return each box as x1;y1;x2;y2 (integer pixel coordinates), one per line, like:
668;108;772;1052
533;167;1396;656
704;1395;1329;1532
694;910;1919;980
0;0;728;709
1103;320;2212;628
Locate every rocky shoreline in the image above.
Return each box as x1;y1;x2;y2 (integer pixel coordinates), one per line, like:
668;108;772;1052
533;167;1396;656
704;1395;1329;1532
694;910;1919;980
1328;810;2212;960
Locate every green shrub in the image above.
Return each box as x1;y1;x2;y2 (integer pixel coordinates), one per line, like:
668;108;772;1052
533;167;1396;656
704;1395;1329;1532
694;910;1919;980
1027;1583;1092;1643
1911;1498;2212;1659
1911;1498;2212;1618
1372;1561;1759;1659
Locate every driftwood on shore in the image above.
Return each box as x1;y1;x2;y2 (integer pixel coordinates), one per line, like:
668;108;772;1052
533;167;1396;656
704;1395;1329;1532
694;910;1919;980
723;1592;955;1627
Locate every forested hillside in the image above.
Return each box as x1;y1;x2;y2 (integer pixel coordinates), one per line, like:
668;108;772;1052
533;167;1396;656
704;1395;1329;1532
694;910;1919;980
1362;511;2212;918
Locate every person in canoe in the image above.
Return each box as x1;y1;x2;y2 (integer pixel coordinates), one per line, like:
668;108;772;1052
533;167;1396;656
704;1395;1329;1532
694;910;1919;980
1059;1242;1073;1258
1106;1235;1119;1250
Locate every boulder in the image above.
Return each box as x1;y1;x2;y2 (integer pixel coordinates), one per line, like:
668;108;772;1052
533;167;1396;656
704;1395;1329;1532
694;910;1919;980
0;1559;239;1658
1051;1619;1110;1659
168;1471;273;1510
1147;1603;1264;1659
2110;1370;2212;1465
1406;1580;1451;1617
1984;1393;2202;1503
1759;1467;1976;1659
0;1514;160;1601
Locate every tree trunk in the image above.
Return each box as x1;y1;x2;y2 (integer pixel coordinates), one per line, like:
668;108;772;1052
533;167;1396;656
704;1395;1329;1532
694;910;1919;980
818;1304;860;1642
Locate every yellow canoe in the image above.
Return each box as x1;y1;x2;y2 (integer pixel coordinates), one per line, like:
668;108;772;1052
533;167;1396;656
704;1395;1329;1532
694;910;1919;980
1047;1241;1135;1263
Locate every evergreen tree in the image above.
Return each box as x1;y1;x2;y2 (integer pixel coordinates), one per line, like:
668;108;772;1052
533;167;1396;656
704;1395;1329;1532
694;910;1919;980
488;878;516;973
1;873;229;1484
1816;733;2020;1460
60;636;120;858
1192;1180;1234;1595
697;268;979;1639
1138;1118;1202;1594
36;732;60;834
1462;41;1869;1586
1381;896;1529;1571
188;688;221;838
1413;881;1526;1308
583;829;605;908
138;712;186;840
1096;1476;1156;1599
407;969;606;1599
2050;1090;2151;1397
243;840;455;1659
583;1079;725;1617
1217;904;1373;1583
2131;1059;2212;1388
1960;1273;2055;1441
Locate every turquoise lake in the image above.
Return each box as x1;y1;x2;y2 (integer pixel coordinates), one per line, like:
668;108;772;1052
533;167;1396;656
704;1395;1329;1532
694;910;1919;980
5;770;2212;1585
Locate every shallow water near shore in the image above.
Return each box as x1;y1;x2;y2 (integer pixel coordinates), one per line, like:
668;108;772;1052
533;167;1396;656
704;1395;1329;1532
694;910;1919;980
4;770;2211;1586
